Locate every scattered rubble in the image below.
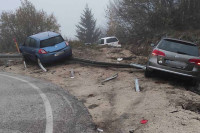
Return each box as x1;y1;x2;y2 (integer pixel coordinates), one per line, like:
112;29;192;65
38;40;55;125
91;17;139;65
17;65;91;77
1;47;200;133
97;128;104;132
70;69;75;78
117;58;123;62
88;104;99;109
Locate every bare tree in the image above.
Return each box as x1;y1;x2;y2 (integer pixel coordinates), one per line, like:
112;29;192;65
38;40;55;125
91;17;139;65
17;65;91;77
0;0;60;52
106;0;200;43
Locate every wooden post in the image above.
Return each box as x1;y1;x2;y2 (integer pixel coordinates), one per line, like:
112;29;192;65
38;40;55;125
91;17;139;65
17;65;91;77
13;38;20;53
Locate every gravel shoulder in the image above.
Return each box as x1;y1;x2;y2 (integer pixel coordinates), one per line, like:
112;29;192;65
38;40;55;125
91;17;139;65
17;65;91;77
1;47;200;133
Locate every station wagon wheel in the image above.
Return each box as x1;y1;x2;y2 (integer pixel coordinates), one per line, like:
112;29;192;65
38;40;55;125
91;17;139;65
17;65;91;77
37;58;47;72
190;78;199;86
145;68;153;78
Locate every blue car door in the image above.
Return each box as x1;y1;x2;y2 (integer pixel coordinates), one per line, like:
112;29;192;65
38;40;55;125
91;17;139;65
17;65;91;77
22;37;37;61
28;38;38;61
22;37;31;58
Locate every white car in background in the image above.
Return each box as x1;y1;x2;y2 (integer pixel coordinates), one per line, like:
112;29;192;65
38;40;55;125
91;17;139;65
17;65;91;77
98;36;121;47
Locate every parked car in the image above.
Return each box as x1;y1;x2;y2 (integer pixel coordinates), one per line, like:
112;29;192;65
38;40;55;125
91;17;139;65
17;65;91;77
145;38;200;83
20;31;72;65
98;36;121;47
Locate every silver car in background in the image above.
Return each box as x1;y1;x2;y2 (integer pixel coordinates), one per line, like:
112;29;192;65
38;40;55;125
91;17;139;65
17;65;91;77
145;38;200;83
98;37;121;47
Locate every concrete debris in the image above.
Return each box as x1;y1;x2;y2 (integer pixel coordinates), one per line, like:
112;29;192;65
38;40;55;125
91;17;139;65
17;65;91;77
88;104;99;109
117;58;123;62
70;69;75;78
23;61;27;69
101;73;118;84
129;130;135;133
135;78;140;92
170;110;179;113
97;128;103;132
51;70;56;74
88;94;95;98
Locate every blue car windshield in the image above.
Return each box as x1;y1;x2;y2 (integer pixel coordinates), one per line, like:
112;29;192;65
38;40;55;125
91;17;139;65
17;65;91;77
40;35;64;48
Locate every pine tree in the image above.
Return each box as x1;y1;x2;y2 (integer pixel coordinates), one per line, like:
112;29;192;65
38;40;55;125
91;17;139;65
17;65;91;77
76;5;101;43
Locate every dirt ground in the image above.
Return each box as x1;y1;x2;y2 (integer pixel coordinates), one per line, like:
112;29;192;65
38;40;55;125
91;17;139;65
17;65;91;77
1;46;200;133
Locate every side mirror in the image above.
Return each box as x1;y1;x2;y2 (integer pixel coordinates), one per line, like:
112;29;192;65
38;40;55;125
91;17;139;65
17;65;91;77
151;43;155;47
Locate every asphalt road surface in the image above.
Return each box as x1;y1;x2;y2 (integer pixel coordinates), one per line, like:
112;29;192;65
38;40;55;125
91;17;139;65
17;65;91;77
0;72;95;133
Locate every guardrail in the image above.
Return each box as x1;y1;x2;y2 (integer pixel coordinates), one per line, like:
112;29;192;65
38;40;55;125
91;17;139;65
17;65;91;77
0;54;22;59
71;57;146;70
0;54;146;71
0;54;23;67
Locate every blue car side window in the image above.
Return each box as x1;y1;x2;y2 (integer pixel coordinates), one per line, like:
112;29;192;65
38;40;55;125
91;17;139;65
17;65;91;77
30;38;37;48
25;38;31;47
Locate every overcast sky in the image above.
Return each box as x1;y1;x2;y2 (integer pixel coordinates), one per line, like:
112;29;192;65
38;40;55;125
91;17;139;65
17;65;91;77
0;0;109;39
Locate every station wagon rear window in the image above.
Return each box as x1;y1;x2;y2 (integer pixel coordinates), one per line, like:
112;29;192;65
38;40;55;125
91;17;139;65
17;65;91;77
40;35;64;48
158;39;199;57
107;38;118;43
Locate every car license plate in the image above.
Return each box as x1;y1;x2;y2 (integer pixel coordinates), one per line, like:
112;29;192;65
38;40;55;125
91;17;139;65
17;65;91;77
55;51;64;56
165;60;186;69
165;60;169;64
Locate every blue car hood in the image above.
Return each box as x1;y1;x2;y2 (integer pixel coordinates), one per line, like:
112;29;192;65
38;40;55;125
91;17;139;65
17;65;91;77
42;42;66;53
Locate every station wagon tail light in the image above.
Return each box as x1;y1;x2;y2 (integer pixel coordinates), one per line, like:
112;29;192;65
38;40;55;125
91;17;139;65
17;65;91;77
65;42;69;46
38;49;47;54
189;59;200;65
152;49;165;56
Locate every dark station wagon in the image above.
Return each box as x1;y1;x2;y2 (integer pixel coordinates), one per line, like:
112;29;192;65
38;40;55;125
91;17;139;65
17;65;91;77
145;38;200;83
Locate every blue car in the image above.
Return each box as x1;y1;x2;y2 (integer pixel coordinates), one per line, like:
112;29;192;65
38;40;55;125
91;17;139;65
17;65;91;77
20;31;72;65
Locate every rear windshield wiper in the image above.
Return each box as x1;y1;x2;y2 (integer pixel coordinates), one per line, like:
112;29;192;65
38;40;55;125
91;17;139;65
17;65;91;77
176;51;188;55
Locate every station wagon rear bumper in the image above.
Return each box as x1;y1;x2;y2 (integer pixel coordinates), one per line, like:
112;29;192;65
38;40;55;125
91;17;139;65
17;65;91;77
147;58;200;79
148;66;196;78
